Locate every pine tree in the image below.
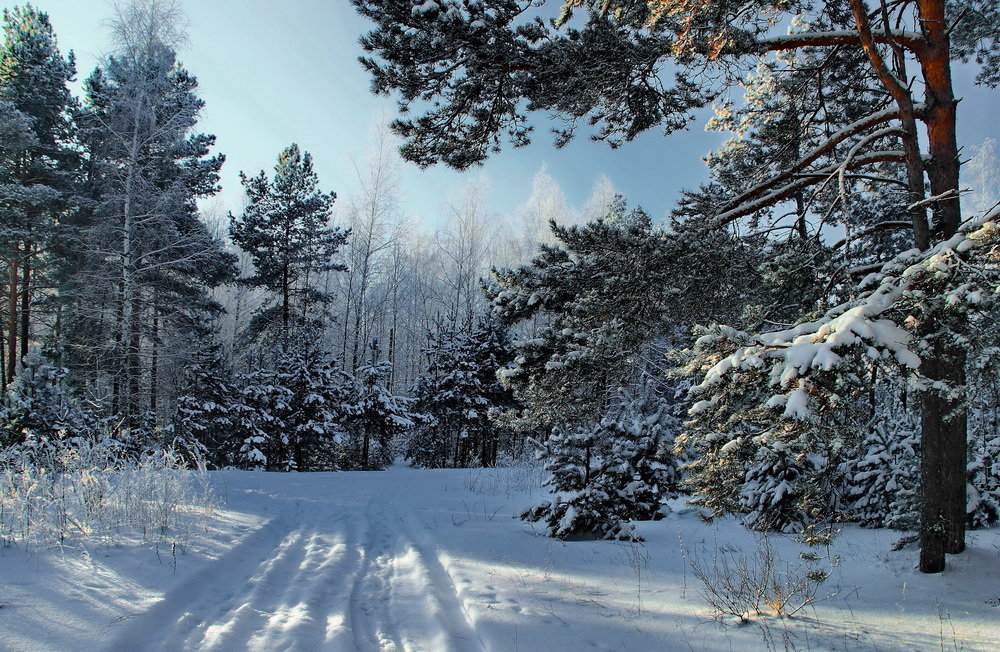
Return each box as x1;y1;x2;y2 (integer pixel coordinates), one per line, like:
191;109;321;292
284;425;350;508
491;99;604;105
0;5;77;389
67;3;235;429
489;200;657;427
229;144;348;344
521;391;678;540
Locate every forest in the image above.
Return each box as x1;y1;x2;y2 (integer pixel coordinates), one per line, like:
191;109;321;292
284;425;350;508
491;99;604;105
1;3;999;636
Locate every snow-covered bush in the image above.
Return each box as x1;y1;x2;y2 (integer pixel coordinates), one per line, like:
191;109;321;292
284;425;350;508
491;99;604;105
0;437;214;548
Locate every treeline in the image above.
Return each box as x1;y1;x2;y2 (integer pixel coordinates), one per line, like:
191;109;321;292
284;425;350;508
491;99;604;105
0;3;564;470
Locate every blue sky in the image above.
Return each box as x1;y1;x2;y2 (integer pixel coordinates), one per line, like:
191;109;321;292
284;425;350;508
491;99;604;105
6;1;998;229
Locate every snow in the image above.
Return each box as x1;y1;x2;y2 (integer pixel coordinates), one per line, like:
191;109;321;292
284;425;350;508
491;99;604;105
1;466;999;651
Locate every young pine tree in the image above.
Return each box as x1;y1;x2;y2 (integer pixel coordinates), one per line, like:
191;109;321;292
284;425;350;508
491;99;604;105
229;144;348;344
0;348;96;450
521;391;678;541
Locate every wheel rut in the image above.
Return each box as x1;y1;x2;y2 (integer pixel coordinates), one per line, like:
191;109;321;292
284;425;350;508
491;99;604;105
107;483;484;651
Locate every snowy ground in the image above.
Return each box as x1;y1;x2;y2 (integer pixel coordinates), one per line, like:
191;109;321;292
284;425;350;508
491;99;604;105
1;466;998;651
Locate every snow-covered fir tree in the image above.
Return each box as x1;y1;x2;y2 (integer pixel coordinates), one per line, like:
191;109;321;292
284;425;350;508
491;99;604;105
346;339;415;471
0;349;96;451
407;315;517;468
521;391;678;541
170;342;240;468
842;396;920;530
237;343;353;472
407;321;472;468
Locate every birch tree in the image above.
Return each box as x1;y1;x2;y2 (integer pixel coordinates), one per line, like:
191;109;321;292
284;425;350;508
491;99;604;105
69;0;235;428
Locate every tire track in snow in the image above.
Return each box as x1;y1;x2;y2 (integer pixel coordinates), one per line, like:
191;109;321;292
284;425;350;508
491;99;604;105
346;496;485;652
107;507;365;652
106;514;292;652
107;478;486;652
391;505;486;652
348;498;404;652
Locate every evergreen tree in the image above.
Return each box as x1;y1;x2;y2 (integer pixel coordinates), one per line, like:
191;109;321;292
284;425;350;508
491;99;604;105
843;405;920;530
407;321;472;468
407;315;516;468
170;342;240;468
0;5;77;388
489;198;736;429
241;344;353;472
521;391;678;540
229;144;348;344
67;4;235;428
347;339;415;470
0;348;96;450
465;315;518;465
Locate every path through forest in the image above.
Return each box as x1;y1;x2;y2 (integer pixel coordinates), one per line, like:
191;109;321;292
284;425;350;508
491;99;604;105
109;470;487;651
2;467;998;651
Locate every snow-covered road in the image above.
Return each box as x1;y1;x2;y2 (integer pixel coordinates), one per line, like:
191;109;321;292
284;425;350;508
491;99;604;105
109;471;487;651
2;466;999;651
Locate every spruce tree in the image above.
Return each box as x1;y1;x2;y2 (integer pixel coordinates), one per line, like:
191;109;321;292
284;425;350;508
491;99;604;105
522;391;678;541
170;342;240;468
347;339;414;470
408;316;516;468
240;344;353;472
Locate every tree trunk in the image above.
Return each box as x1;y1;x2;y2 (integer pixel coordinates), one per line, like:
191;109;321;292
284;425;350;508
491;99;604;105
282;262;290;343
150;313;159;417
915;0;967;573
128;298;142;424
919;341;967;572
362;430;370;470
20;247;30;364
7;255;19;382
0;304;6;391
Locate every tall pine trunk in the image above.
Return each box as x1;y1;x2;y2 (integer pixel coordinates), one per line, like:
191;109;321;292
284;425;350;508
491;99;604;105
7;254;18;382
915;0;966;573
20;247;30;364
